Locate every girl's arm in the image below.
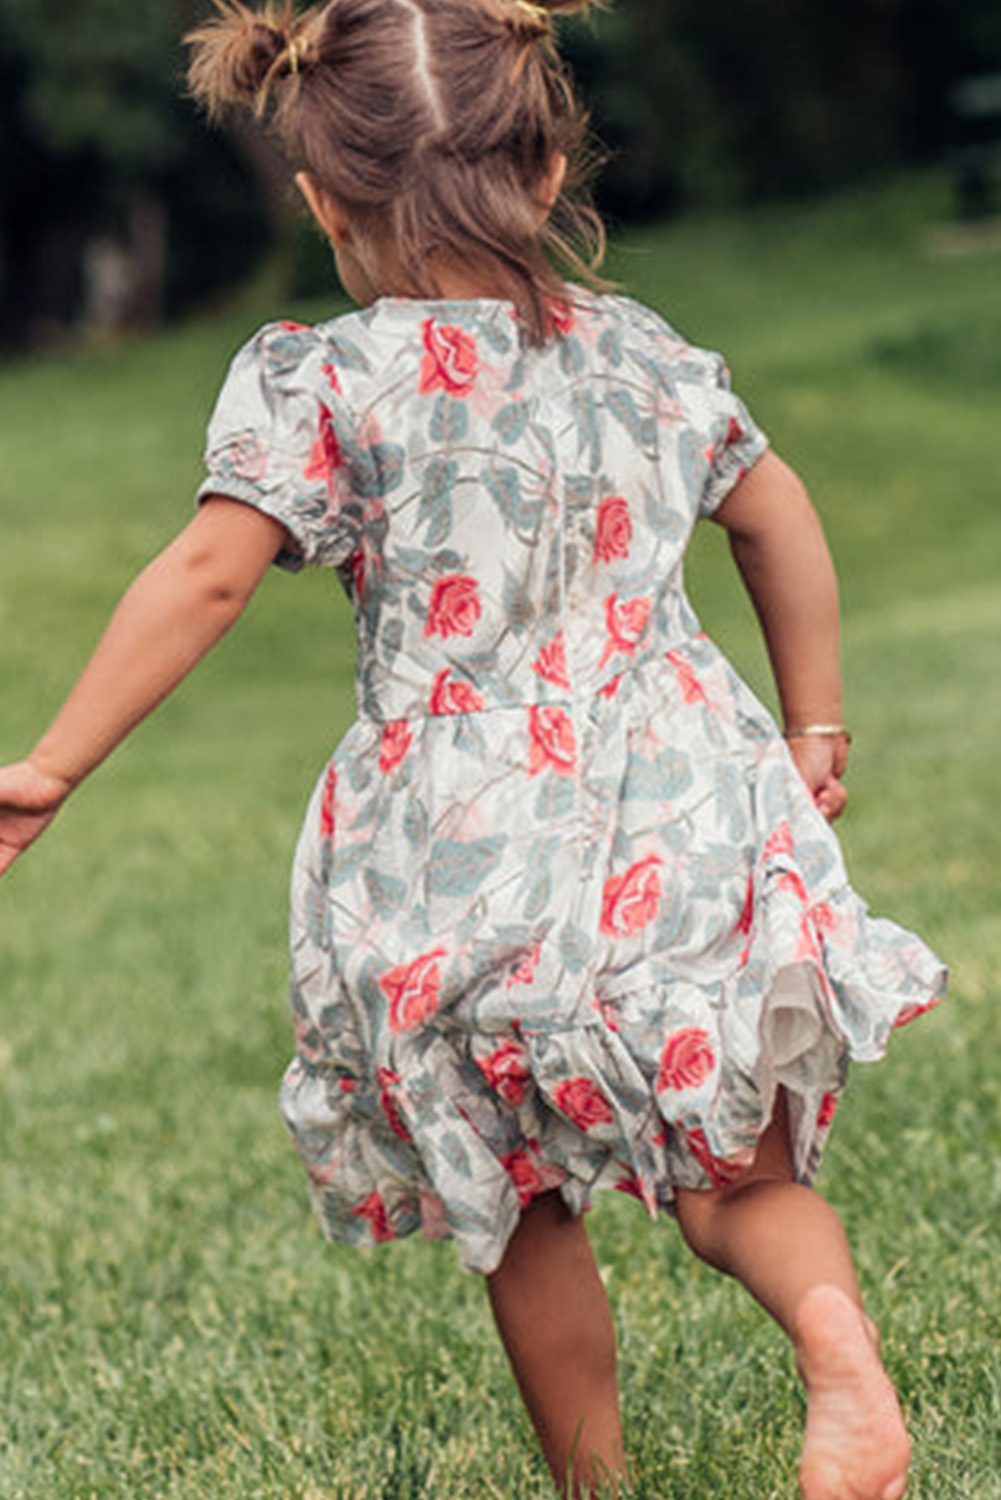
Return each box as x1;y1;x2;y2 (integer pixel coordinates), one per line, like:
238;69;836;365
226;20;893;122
0;497;288;876
711;451;850;821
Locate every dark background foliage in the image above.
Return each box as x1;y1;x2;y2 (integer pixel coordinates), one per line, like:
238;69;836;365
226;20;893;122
1;0;999;349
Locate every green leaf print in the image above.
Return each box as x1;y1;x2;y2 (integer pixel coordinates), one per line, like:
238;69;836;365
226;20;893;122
654;884;688;949
348;442;404;499
483;465;543;538
559;336;586;376
492;402;531;446
418;457;457;547
643;482;687;542
598;326;623;367
565;473;596;513
624;748;694;802
606;387;657;454
502;568;536;636
435;1129;474;1179
571;388;601;471
427;836;508;898
524;869;552;922
403;795;429;851
380;617;404;668
364;868;408;919
430;394;469;444
534;775;575;822
714;761;750;842
328;842;375;887
678;428;709;496
326;332;372;371
559;923;592;974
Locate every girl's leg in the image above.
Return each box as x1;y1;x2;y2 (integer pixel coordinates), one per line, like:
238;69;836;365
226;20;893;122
487;1191;625;1497
675;1091;910;1500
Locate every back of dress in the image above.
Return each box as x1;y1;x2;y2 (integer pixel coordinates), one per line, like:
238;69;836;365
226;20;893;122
198;290;945;1274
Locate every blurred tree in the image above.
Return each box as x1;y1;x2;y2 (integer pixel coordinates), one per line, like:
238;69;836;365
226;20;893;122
0;0;272;346
565;0;1001;218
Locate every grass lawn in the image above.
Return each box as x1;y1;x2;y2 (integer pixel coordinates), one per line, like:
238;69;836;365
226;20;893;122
1;171;999;1498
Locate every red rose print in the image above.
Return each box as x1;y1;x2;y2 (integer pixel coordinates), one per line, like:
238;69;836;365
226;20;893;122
810;901;838;934
599;673;623;700
418;319;478;397
552;1076;615;1131
547;298;576;336
727;416;744;445
736;874;755;964
736;874;754;936
684;1127;742;1188
532;632;571;690
350;547;366;599
593;496;632;563
793;917;821;964
279;320;309;332
656;1027;716;1093
816;1091;838;1130
379;719;413;774
425;574;482;639
614;1168;646;1202
302;404;342;496
319;762;337;839
506;940;542;989
763;823;794;860
664;649;707;705
429;670;485;716
228;434;268;483
351;1190;395;1242
320;360;343;395
527;705;577;777
304;1154;339;1188
893;998;939;1030
377;1067;412;1142
600;854;663;936
599;592;651;666
777;869;810;906
380;948;447;1032
476;1037;532;1106
500;1149;546;1207
595;995;620;1032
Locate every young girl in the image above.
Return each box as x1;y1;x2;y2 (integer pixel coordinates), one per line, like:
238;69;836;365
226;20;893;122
0;1;946;1496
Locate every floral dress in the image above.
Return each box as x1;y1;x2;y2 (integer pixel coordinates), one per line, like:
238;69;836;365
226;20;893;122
199;290;946;1275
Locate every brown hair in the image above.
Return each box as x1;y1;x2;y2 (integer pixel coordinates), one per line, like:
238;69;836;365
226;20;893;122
186;0;607;342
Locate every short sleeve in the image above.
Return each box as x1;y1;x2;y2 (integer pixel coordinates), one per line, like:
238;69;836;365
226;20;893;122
197;323;361;572
690;350;769;519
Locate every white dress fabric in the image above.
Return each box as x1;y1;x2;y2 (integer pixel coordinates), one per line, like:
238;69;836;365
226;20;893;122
198;290;947;1273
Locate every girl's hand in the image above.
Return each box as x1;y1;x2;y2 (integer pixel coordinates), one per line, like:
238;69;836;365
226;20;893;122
0;760;72;876
786;734;849;822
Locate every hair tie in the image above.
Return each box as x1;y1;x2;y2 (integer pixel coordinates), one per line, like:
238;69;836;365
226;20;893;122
514;0;551;30
287;36;306;75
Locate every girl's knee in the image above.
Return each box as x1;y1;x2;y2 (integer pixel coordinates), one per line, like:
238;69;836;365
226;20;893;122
675;1186;729;1269
675;1161;799;1270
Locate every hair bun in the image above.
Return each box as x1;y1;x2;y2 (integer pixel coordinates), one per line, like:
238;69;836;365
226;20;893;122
186;1;302;119
503;0;599;45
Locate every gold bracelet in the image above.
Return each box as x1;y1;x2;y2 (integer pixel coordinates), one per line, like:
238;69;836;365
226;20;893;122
783;723;852;744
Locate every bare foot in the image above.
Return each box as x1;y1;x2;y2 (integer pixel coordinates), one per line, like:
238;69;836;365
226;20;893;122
795;1284;911;1500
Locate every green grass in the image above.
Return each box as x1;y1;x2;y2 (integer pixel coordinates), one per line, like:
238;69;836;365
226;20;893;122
1;171;999;1498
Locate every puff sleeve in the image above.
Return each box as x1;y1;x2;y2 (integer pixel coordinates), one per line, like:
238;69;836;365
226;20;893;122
197;323;362;572
690;349;769;519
